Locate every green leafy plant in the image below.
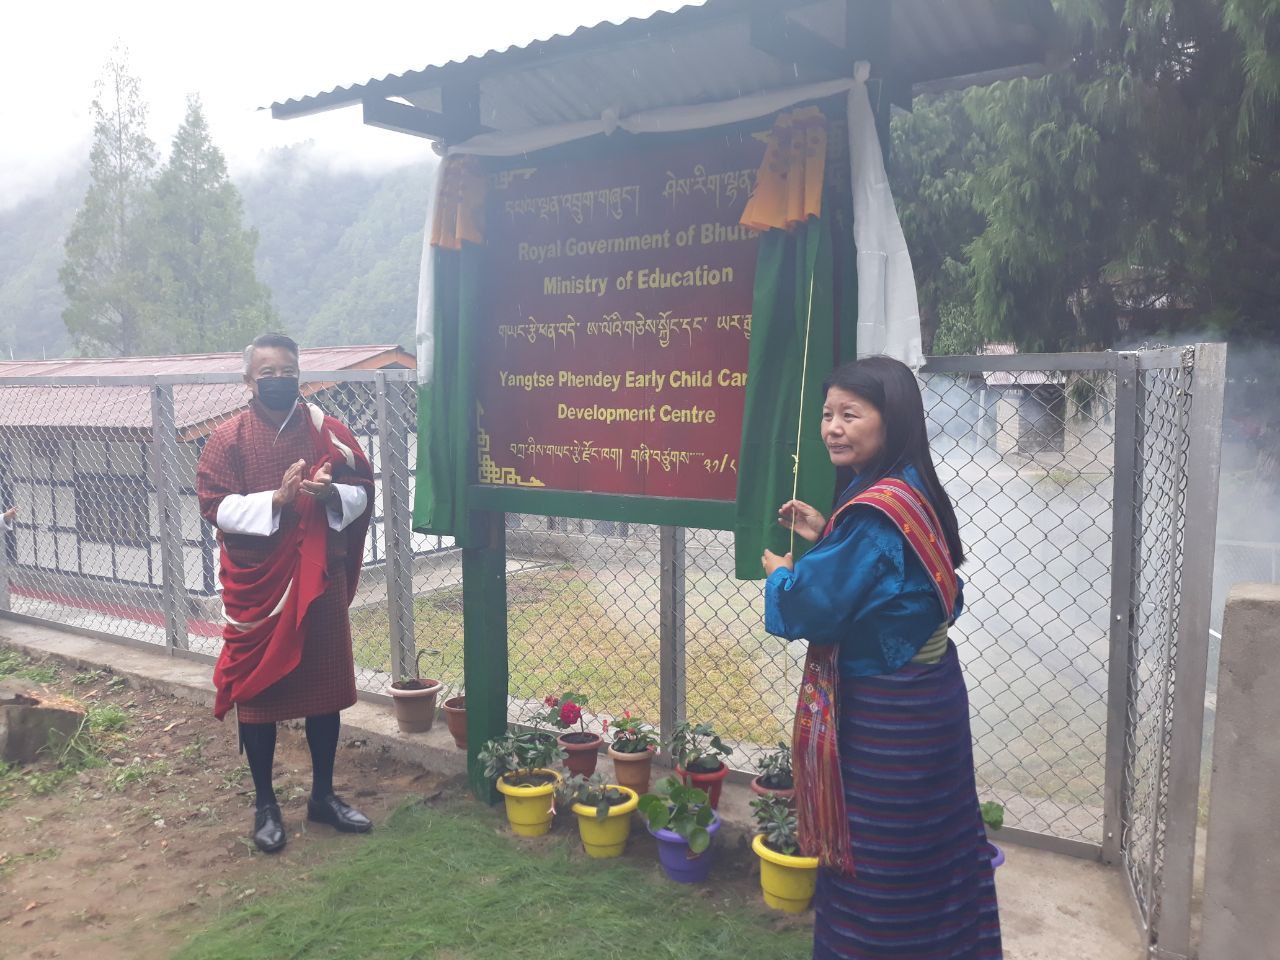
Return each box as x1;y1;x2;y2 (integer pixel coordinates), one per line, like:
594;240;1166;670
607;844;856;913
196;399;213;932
86;703;129;734
980;801;1004;831
477;728;566;786
609;709;659;754
755;742;793;790
637;775;715;854
750;793;801;856
555;772;630;820
669;722;732;773
394;648;441;691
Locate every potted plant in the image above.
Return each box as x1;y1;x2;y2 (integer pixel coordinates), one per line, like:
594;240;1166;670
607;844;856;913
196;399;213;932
441;692;467;750
607;709;659;795
637;775;721;884
981;801;1006;869
543;692;602;778
478;728;566;837
388;649;444;734
750;793;819;913
555;772;639;859
750;741;794;804
670;721;733;809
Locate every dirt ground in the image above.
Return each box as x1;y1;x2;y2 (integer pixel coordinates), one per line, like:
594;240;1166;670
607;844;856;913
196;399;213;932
0;654;448;960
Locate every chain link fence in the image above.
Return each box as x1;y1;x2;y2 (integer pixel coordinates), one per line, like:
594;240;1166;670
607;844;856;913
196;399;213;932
0;349;1223;955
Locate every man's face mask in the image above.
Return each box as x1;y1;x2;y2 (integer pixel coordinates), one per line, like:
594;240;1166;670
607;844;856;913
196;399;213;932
256;376;300;411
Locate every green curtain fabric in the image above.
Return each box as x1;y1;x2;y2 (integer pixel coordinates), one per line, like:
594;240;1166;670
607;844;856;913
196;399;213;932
733;208;857;580
413;244;482;547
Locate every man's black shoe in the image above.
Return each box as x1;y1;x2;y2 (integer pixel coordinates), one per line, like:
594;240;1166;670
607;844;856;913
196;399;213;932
253;802;286;853
307;793;372;834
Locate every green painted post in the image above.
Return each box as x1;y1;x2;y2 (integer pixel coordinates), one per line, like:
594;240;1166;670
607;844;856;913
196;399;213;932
462;509;508;802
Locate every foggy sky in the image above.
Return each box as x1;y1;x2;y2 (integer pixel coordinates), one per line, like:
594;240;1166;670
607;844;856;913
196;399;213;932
0;0;693;210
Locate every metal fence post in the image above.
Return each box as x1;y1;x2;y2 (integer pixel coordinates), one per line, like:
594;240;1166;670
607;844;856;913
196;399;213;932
150;383;188;651
1102;353;1140;867
0;523;10;613
659;525;687;762
374;373;416;682
1154;343;1227;959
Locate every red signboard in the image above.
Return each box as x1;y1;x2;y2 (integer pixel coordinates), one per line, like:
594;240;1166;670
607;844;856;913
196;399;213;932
476;125;767;501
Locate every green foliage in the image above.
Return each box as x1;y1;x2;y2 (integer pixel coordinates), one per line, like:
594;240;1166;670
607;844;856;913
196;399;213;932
669;721;732;773
86;703;129;733
555;772;630;820
891;0;1280;353
750;793;801;856
930;302;986;356
110;759;168;792
144;96;274;353
609;710;659;754
754;742;793;790
0;651;58;683
477;728;565;782
59;46;159;355
636;776;715;853
980;801;1005;831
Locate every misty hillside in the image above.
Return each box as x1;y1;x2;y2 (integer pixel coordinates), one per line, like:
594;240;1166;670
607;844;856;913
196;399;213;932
0;146;435;359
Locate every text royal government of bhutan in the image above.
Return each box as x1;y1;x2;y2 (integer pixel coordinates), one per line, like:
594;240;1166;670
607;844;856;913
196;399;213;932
518;222;755;268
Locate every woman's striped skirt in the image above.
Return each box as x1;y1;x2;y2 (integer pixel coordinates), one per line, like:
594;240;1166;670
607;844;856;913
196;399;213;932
812;644;1002;959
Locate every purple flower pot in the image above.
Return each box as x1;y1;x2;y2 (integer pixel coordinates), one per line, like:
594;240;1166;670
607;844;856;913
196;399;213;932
987;841;1005;869
649;814;721;883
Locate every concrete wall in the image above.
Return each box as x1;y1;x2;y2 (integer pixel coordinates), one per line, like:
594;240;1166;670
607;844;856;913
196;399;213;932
1200;583;1280;958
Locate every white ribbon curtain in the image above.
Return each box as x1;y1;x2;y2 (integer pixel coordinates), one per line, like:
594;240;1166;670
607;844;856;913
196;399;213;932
413;63;923;384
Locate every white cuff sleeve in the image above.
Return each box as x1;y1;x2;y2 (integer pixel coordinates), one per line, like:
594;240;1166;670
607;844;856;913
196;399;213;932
215;490;281;537
326;483;368;532
1;518;11;532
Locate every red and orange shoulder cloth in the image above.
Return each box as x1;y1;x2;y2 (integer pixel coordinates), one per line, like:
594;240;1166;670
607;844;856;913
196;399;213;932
209;406;374;721
792;477;959;876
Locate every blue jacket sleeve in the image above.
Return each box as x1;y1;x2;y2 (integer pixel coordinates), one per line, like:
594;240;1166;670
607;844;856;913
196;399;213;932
763;511;905;644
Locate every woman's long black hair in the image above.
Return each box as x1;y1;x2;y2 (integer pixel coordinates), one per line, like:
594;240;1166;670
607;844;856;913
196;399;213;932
823;355;966;566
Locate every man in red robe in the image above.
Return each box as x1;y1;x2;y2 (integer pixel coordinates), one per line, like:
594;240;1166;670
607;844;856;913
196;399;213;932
197;333;375;853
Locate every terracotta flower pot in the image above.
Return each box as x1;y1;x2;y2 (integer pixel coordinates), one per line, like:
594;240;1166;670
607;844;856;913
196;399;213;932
442;695;467;749
676;761;730;809
388;678;443;734
559;731;603;778
608;745;655;795
750;774;796;806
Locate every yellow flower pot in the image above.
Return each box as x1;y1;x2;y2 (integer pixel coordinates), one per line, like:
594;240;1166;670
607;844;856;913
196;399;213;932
752;834;820;914
496;769;561;837
571;786;639;858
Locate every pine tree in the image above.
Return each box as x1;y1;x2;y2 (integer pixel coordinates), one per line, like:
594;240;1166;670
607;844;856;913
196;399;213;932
59;47;157;356
147;96;274;353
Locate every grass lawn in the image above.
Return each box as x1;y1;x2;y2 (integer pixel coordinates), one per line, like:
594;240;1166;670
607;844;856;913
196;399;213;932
349;567;797;752
172;798;812;960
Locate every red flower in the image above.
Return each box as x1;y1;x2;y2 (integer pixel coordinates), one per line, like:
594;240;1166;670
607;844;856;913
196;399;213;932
623;709;632;720
543;695;559;707
559;701;582;726
601;718;609;732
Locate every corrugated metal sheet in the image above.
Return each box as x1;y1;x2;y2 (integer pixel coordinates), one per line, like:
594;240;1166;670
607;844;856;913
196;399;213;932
271;0;1053;129
0;346;413;433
